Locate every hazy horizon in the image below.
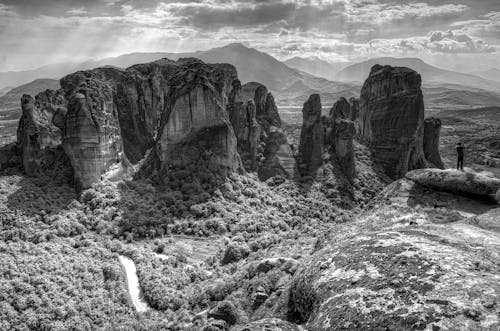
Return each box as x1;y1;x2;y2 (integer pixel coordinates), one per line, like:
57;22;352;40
1;0;500;73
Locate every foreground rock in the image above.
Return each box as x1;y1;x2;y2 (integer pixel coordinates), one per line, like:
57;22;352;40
423;117;445;169
290;212;500;330
358;65;427;179
406;168;500;199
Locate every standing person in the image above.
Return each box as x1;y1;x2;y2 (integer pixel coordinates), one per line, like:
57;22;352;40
456;142;465;171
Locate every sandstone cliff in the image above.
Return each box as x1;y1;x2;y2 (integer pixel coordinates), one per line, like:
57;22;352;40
358;64;427;179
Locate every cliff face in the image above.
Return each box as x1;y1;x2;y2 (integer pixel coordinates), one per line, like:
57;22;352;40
59;71;125;191
358;65;427;179
156;60;242;177
423;118;445;169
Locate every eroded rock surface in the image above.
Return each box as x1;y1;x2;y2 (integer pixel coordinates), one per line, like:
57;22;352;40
358;65;427;179
424;117;445;169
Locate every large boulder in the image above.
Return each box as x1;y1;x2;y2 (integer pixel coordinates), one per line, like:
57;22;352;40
290;223;500;330
358;65;427;179
406;168;500;198
298;94;324;176
423;117;444;169
16;91;67;175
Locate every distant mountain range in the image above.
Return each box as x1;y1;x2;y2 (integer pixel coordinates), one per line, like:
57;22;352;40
334;57;500;92
470;68;500;82
0;44;499;112
283;56;348;81
0;78;60;111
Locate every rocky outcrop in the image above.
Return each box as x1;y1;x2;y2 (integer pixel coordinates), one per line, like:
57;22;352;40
298;94;323;175
232;82;295;179
358;65;427;179
290;221;500;330
424;117;444;169
331;119;356;179
329;97;351;121
324;97;358;179
16;91;67;175
406;168;500;198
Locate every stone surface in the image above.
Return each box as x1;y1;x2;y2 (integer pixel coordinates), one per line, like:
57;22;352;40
358;65;427;179
298;94;323;175
290;217;500;330
233;318;305;331
406;168;500;198
424;117;445;169
16;91;67;175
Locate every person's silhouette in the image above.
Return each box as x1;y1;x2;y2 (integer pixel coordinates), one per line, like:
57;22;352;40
456;142;465;171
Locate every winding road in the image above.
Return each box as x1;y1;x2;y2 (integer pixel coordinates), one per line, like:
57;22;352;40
118;255;150;313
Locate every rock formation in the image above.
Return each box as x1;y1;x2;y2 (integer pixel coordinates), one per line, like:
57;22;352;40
230;82;295;179
331;119;356;179
59;72;126;191
423;117;444;169
324;97;358;179
15;58;245;190
298;94;323;175
329;97;351;121
358;65;427;179
16;91;67;175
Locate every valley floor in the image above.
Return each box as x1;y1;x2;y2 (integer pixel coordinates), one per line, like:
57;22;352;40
1;163;499;330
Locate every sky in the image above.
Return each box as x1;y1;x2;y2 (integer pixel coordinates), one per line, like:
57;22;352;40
0;0;499;72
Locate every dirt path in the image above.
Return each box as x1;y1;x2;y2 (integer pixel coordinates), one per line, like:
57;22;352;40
118;255;150;313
